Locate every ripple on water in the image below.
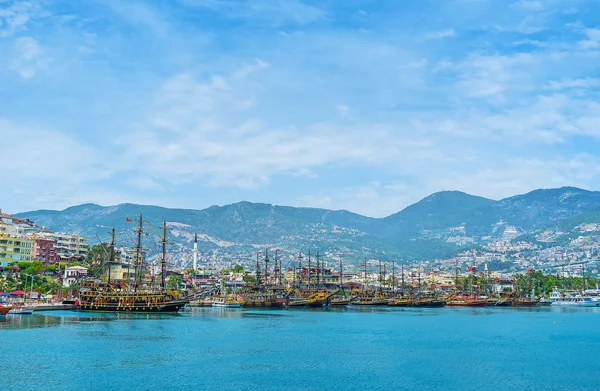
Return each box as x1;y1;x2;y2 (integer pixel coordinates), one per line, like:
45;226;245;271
2;307;600;391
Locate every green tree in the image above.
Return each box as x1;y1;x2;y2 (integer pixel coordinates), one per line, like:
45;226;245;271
232;264;244;273
167;274;184;291
242;274;256;285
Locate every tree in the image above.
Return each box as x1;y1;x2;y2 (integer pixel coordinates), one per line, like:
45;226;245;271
232;264;244;273
86;243;109;278
242;274;256;285
167;274;184;291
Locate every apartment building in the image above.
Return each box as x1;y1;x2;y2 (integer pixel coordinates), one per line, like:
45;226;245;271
52;233;88;260
0;233;34;262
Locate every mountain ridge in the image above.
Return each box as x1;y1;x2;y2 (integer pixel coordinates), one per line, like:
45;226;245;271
13;186;600;263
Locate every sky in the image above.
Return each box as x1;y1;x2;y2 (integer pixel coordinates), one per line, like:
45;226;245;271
1;0;600;217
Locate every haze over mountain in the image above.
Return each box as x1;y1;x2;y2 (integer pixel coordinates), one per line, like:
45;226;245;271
15;187;600;264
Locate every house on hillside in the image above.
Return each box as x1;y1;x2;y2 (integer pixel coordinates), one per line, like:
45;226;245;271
63;266;88;286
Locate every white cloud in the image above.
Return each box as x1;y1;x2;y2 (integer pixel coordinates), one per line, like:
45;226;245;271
0;118;112;211
545;78;600;90
453;53;538;98
336;104;350;115
513;0;543;10
178;0;326;26
102;0;169;36
425;29;456;39
0;0;41;38
578;28;600;49
10;36;43;78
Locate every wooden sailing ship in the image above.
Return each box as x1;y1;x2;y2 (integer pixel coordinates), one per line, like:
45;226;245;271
241;248;288;308
79;216;188;313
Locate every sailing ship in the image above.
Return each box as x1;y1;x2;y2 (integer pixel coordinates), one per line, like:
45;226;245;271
241;248;289;308
351;260;389;306
288;290;328;308
446;296;488;307
79;216;188;313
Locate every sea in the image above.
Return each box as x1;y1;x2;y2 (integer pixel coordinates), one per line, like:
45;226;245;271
2;306;600;391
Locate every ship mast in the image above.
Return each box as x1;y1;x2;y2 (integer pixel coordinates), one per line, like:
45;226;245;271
264;248;269;287
455;258;460;294
297;252;303;289
378;259;383;295
161;221;167;292
255;251;261;289
363;258;367;294
108;227;115;285
339;258;343;289
274;248;279;285
316;250;321;288
134;213;143;292
401;263;405;297
392;261;395;294
307;250;312;290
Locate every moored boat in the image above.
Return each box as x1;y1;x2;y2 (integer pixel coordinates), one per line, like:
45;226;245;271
412;298;446;308
446;297;488;307
549;288;598;307
387;298;411;307
212;297;242;308
8;304;35;315
288;290;333;308
79;218;189;313
328;296;351;307
352;292;389;306
511;299;538;307
494;298;513;307
0;305;12;319
241;292;288;308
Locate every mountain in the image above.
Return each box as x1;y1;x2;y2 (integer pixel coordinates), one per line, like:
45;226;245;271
14;186;600;265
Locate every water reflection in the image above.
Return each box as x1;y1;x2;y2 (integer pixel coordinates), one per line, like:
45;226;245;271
2;305;599;331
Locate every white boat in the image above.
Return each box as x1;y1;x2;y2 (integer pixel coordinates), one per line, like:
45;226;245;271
550;288;598;307
8;305;35;315
211;297;242;308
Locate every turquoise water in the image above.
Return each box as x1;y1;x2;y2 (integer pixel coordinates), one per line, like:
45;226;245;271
2;306;600;391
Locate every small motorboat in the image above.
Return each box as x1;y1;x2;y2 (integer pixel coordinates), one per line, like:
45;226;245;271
9;305;35;315
212;297;242;308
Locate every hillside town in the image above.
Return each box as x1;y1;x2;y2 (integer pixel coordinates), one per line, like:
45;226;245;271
2;205;599;306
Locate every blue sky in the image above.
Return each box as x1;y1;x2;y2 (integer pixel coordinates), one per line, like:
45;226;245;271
1;0;600;217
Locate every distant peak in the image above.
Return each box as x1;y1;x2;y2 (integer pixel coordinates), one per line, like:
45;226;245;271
423;190;494;202
63;203;104;212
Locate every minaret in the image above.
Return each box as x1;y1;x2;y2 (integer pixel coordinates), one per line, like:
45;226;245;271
193;233;198;271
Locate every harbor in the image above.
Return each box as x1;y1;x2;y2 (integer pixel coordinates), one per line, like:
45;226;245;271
3;305;600;391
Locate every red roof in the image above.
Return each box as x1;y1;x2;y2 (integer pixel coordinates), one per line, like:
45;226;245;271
10;290;24;295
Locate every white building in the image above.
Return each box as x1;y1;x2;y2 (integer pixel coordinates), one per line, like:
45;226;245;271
52;233;88;260
63;266;88;286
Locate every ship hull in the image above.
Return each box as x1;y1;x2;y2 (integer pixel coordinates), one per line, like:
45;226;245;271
352;300;389;306
288;300;327;308
0;307;11;318
79;299;188;313
328;299;351;307
511;300;538;307
446;300;488;307
412;300;446;308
